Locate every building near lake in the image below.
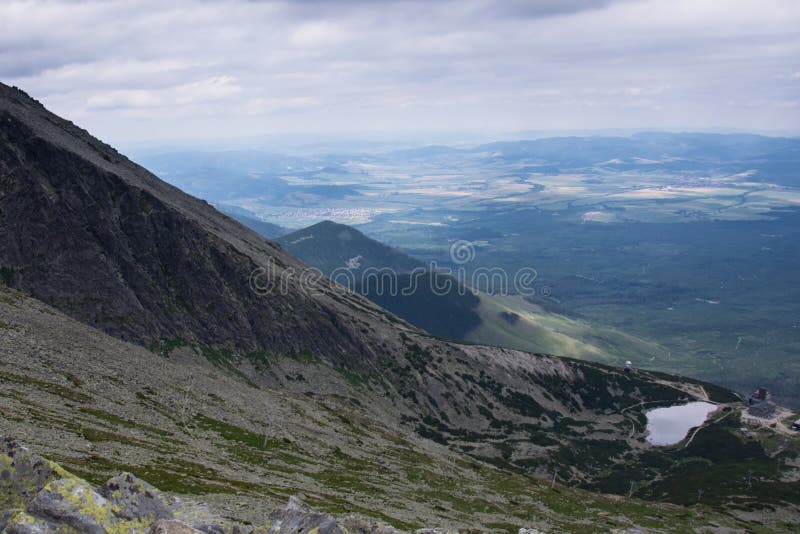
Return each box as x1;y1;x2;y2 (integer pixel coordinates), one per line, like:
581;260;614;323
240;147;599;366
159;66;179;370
748;400;777;418
747;387;777;418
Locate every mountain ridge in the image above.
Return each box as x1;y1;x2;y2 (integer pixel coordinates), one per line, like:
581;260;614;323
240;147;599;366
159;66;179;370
0;82;397;362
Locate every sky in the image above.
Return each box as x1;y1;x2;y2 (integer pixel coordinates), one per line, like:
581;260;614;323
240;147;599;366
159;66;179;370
1;0;799;145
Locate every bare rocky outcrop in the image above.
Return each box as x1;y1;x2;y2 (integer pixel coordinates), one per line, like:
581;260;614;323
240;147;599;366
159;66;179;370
149;520;206;534
100;473;173;523
266;496;342;534
0;439;247;534
2;438;415;534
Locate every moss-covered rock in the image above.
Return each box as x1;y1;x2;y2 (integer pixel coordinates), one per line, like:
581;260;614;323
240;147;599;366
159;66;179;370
100;472;172;523
1;510;56;534
27;476;151;534
0;438;72;530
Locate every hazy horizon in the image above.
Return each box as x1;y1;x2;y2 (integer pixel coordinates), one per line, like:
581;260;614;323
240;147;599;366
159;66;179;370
2;0;798;147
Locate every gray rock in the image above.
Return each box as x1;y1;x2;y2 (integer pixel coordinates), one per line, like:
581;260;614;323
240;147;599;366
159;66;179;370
0;439;75;532
170;498;247;534
149;519;207;534
339;514;404;534
101;472;173;522
1;511;50;533
27;477;112;534
267;496;343;534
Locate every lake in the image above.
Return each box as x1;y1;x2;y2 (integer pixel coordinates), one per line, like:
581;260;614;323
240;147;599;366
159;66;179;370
645;402;717;446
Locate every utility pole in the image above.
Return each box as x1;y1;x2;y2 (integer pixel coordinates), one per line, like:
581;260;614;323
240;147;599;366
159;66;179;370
550;469;557;489
628;481;635;498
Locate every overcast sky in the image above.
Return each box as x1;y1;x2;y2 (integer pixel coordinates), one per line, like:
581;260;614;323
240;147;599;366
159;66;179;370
2;0;799;145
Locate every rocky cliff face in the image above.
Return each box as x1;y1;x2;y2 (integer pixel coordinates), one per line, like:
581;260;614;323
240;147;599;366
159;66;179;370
0;83;394;360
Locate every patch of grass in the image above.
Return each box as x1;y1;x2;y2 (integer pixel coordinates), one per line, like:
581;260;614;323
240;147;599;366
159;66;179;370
285;350;318;363
79;407;173;437
58;455;262;496
79;427;154;449
192;413;277;451
147;338;189;357
198;346;257;386
0;370;92;402
307;468;386;495
245;350;275;370
336;367;367;387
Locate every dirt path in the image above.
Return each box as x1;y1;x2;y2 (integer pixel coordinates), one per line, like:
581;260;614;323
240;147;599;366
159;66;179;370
683;406;732;448
742;406;799;436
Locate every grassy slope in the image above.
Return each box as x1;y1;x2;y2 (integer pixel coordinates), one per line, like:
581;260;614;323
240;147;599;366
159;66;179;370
466;293;666;367
1;286;792;532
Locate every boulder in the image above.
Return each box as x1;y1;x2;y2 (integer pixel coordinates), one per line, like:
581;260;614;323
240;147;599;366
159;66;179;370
101;472;173;522
27;477;116;534
149;519;207;534
339;514;404;534
0;438;71;524
267;496;343;534
170;497;246;534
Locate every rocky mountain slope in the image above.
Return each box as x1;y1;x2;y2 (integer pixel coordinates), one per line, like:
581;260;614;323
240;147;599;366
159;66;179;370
1;438;406;533
2;287;794;532
1;82;799;530
0;83;384;360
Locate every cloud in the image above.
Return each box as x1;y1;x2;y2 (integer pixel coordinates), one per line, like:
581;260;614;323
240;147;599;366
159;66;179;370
84;75;241;111
1;0;798;142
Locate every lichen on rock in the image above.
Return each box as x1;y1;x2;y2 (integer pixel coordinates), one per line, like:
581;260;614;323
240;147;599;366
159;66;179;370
101;472;173;523
0;438;74;531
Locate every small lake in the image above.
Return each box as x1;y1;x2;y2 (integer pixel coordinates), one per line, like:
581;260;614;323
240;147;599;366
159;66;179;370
645;402;717;446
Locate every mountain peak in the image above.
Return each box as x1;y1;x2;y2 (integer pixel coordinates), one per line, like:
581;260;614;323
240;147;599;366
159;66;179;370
278;221;423;274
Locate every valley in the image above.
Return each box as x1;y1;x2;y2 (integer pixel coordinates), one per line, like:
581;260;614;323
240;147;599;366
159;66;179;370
136;134;800;407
